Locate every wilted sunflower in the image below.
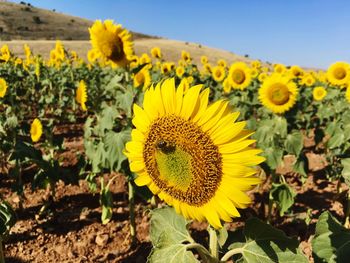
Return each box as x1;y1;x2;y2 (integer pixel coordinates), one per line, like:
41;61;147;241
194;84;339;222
228;62;252;90
313;86;327;101
259;74;298;114
76;80;87;111
30;118;43;143
212;66;226;82
327;62;350;87
89;20;134;67
151;47;162;59
0;78;7;98
124;78;264;228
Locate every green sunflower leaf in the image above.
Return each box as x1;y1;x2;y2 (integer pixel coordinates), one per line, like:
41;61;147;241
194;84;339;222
148;207;199;263
285;131;303;156
312;211;350;263
226;217;308;263
341;158;350;187
270;183;296;216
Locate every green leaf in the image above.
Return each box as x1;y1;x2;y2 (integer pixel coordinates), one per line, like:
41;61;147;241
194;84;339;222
262;147;283;170
269;183;296;216
327;127;345;149
0;201;16;240
293;154;308;177
227;217;308;263
285;131;303;156
104;129;130;172
274;116;287;138
100;178;113;225
312;211;350;263
148;207;198;263
341;158;350;187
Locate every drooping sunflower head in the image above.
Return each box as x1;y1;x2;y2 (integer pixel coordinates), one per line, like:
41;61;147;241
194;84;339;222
327;62;350;87
30;118;43;143
259;74;298;114
151;47;162;59
0;78;8;98
313;86;327;101
124;78;264;228
89;20;134;67
228;62;252;90
76;80;87;111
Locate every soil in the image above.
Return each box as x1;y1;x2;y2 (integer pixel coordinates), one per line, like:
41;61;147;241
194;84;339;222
1;127;348;263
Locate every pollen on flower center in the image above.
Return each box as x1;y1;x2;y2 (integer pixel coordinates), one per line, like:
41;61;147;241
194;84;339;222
269;83;290;105
143;115;223;206
232;69;245;84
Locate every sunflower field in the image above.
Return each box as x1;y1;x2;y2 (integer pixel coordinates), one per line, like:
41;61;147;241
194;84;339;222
1;20;350;263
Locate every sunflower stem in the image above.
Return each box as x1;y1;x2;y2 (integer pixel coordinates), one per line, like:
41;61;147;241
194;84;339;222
208;226;219;259
186;243;219;263
128;181;137;246
220;247;243;262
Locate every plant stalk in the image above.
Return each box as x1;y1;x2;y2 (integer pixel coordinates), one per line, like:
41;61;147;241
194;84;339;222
128;181;136;246
220;247;243;262
208;226;219;259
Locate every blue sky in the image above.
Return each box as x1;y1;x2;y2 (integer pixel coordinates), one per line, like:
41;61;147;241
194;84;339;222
11;0;350;68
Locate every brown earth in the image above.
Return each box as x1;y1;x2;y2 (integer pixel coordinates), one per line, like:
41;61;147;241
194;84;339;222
1;123;348;262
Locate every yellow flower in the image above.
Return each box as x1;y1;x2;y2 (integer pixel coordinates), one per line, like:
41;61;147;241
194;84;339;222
70;51;78;61
89;20;134;67
129;55;140;68
178;78;190;92
54;41;65;61
327;61;350;87
176;66;185;78
161;63;172;74
87;49;99;64
0;45;11;62
217;59;227;68
35;61;40;79
258;72;268;82
15;58;23;66
259;74;298;114
274;63;287;74
201;56;208;64
140;53;151;65
76;80;87;111
30;118;43;143
134;67;151;90
346;86;350;103
203;63;212;73
223;78;232;93
251;60;261;69
0;78;8;98
212;66;226;82
151;47;162;59
250;68;259;78
313;86;327;101
124;78;264;228
301;74;315;87
289;65;304;78
181;50;191;63
228;62;252;90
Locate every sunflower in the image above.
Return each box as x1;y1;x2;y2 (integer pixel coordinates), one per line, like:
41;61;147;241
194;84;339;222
89;20;134;67
201;56;208;64
301;74;315;87
217;59;227;68
258;72;268;82
76;80;87;111
327;62;350;87
87;49;99;64
313;86;327;101
178;78;190;92
212;66;226;82
251;60;261;69
289;65;304;78
274;63;286;74
176;66;185;78
140;53;151;65
151;47;162;59
181;50;191;63
129;55;140;68
0;78;7;98
228;62;252;90
30;118;43;143
0;45;11;62
134;67;151;90
259;74;298;114
203;63;212;73
124;78;264;228
223;78;232;93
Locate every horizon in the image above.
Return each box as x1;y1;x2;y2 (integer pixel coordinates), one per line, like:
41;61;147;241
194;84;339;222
7;0;350;69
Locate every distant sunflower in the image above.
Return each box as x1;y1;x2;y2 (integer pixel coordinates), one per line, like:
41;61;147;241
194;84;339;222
217;59;227;68
134;68;151;90
327;62;350;87
140;53;151;65
0;78;7;98
313;86;327;101
176;66;185;78
274;64;286;74
259;74;298;114
223;78;232;93
228;62;252;90
76;80;87;111
87;49;99;64
30;118;43;143
151;47;162;59
301;74;315;87
124;78;264;228
89;20;134;67
201;56;208;64
0;45;11;62
289;65;304;78
212;66;226;82
258;72;268;82
181;51;191;63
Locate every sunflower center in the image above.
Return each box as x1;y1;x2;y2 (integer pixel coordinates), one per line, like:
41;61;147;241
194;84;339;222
99;32;124;62
269;83;290;105
135;72;145;84
215;70;222;78
232;69;246;84
334;67;347;80
143;115;223;206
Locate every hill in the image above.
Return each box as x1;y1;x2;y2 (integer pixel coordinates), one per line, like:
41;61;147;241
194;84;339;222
0;1;151;40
